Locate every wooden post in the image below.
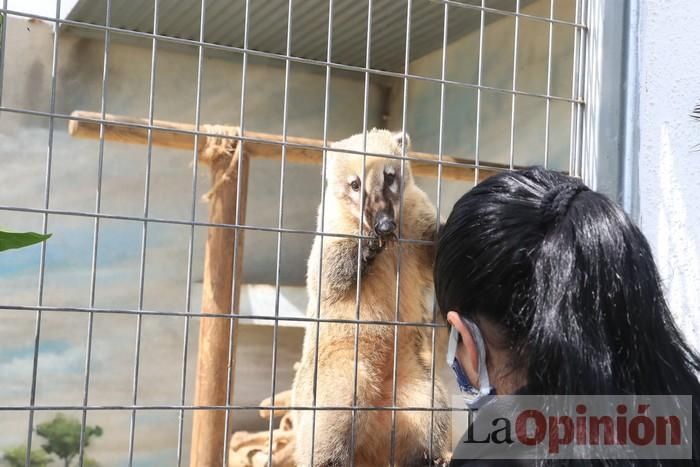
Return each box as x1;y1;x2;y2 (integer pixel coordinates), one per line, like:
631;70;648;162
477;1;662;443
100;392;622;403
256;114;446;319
189;131;249;467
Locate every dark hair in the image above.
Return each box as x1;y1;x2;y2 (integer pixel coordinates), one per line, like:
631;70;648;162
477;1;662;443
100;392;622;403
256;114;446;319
434;167;700;461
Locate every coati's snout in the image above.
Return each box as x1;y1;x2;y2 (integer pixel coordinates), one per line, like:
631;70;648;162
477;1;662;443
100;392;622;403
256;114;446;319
363;167;399;238
374;211;396;236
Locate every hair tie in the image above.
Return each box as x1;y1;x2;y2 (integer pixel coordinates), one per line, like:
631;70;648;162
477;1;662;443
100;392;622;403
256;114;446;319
540;183;589;227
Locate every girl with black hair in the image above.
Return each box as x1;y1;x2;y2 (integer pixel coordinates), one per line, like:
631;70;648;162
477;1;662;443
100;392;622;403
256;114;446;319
434;166;700;466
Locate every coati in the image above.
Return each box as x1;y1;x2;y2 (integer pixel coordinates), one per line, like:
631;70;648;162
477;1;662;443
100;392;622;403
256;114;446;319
292;129;449;466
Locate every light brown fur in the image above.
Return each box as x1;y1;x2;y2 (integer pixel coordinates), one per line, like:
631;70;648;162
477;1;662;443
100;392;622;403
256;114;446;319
292;130;449;467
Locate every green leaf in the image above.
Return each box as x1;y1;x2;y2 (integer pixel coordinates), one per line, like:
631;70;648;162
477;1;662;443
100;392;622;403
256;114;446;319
0;231;52;252
35;413;103;464
2;445;52;467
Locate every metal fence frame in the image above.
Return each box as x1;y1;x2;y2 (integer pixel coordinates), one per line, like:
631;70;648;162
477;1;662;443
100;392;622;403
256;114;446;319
0;0;622;465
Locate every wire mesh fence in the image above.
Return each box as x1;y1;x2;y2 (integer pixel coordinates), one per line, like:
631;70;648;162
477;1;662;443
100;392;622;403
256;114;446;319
0;0;588;465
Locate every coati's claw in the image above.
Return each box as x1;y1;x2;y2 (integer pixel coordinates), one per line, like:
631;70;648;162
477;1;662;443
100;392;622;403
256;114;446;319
403;452;436;467
374;236;387;251
362;236;385;264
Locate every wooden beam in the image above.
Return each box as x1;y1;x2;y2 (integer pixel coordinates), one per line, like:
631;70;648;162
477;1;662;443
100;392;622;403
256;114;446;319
68;110;502;182
189;147;249;467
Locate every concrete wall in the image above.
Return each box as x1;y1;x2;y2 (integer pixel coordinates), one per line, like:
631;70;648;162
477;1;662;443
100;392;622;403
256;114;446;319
635;0;700;350
388;1;577;174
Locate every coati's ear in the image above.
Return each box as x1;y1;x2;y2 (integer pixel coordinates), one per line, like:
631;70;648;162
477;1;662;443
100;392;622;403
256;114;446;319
391;132;411;154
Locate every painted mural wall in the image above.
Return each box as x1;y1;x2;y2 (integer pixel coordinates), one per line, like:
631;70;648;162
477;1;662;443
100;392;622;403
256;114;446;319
0;16;385;466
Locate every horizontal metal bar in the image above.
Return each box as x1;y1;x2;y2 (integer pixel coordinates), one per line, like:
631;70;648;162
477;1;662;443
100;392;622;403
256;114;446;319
0;204;435;246
0;8;583;104
0;305;448;328
429;0;587;29
0;105;518;176
0;404;465;412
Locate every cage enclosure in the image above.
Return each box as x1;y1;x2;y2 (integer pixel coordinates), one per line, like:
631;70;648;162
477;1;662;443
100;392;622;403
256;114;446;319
0;0;586;465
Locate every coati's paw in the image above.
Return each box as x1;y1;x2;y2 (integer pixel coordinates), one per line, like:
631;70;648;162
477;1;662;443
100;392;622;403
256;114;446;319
316;461;343;467
403;452;450;467
361;236;385;265
402;452;431;467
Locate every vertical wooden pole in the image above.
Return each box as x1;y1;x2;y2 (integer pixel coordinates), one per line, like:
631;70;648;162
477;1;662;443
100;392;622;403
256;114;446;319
190;142;248;467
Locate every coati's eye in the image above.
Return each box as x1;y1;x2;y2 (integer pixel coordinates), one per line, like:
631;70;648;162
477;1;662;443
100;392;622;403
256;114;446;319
350;179;361;192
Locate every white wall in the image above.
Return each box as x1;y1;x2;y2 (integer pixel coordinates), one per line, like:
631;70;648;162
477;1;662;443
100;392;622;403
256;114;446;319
636;0;700;350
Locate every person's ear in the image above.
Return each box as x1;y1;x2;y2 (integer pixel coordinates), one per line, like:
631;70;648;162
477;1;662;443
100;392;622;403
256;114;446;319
446;311;480;387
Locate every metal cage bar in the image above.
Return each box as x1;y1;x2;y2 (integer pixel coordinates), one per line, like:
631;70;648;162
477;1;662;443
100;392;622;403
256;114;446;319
349;1;374;461
0;0;7;108
221;0;251;462
24;1;61;463
176;0;208;464
308;1;335;464
473;0;486;184
266;0;294;463
80;0;113;464
427;1;450;461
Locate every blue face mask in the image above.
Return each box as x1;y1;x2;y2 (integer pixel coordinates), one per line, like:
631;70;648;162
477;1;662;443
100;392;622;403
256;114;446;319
446;317;495;408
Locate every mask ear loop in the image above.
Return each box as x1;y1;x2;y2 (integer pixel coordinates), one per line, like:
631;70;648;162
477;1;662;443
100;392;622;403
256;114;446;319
460;318;494;398
446;317;495;408
446;326;473;393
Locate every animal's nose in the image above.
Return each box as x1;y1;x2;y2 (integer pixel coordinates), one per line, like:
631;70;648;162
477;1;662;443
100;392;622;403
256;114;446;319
374;213;396;236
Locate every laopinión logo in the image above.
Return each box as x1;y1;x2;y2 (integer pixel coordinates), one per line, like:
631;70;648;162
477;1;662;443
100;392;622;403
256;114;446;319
450;395;693;460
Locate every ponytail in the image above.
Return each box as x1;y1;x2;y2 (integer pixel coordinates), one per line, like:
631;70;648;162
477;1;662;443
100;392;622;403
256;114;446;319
434;166;700;461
